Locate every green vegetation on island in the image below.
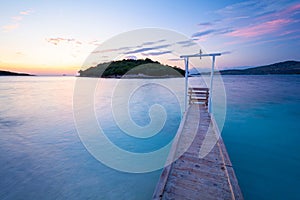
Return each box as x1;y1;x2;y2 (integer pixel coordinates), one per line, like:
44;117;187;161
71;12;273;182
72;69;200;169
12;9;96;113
78;58;185;78
0;70;34;76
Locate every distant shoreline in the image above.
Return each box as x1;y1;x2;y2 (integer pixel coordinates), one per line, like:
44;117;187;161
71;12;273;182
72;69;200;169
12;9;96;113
2;73;299;78
0;70;34;76
2;60;299;77
200;60;300;75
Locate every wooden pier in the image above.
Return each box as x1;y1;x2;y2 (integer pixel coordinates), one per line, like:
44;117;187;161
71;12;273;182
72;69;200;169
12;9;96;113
153;103;243;200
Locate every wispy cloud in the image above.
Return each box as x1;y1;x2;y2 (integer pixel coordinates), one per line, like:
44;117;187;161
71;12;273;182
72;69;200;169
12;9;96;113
91;45;135;54
46;37;82;46
20;10;33;15
92;48;118;54
124;44;170;54
228;19;292;38
193;0;300;45
89;40;101;46
142;39;166;46
241;33;300;47
2;9;33;32
192;28;233;39
192;30;215;38
141;50;172;56
216;0;260;16
226;2;300;39
286;3;300;14
176;39;197;48
198;22;213;26
214;0;284;20
168;58;184;61
91;40;170;55
125;47;158;54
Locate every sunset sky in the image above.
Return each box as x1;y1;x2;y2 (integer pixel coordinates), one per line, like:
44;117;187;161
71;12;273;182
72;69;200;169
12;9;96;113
1;0;299;75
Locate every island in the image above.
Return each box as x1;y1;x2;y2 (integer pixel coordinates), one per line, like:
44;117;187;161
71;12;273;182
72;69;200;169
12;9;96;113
0;70;34;76
78;58;185;78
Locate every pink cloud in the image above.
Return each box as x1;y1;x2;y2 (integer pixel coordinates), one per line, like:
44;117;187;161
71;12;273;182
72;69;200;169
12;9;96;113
284;3;300;14
278;30;296;36
20;10;32;15
89;40;101;46
46;37;81;46
2;24;19;32
258;3;300;21
2;9;32;32
227;19;292;38
244;34;300;47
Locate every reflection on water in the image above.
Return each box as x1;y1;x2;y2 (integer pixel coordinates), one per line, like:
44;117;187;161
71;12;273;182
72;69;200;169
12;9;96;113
0;76;188;199
0;75;300;200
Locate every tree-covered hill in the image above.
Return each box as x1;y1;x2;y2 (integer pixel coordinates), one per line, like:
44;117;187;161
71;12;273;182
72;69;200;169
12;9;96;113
78;58;185;78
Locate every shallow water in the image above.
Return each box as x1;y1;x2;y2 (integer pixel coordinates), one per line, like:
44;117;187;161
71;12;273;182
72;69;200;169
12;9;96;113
0;75;299;199
0;76;177;199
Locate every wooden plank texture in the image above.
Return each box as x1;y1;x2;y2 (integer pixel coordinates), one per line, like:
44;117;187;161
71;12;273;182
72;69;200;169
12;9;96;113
153;104;243;200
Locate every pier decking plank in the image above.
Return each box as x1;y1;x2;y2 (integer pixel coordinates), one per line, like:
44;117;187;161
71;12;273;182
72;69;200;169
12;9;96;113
153;104;243;200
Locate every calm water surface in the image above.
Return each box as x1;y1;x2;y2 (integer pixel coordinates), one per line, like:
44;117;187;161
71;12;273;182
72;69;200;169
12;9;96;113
221;75;300;200
0;75;299;200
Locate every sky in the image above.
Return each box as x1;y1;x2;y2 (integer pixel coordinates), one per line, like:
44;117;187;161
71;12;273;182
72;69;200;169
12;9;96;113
0;0;299;75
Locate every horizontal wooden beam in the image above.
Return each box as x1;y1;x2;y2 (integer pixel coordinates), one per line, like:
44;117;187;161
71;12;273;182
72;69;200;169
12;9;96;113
180;53;221;58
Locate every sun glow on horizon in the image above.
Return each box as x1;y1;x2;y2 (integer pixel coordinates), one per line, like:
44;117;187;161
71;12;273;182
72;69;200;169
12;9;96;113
0;62;80;76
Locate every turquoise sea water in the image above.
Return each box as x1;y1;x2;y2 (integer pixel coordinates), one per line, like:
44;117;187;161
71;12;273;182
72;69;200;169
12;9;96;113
221;75;300;200
0;76;182;200
0;75;299;199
